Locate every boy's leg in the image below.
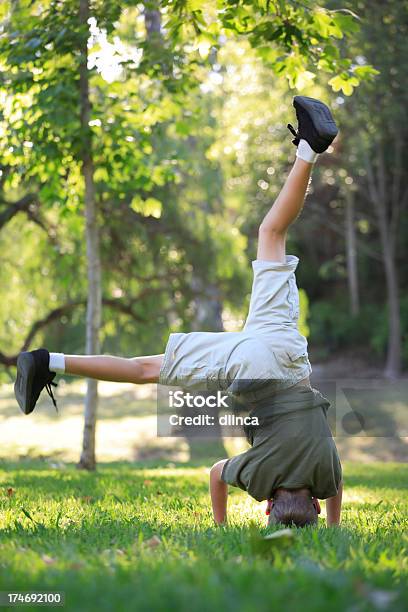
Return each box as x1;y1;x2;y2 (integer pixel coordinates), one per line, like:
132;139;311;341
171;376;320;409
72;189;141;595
63;353;164;384
257;95;338;262
15;349;164;415
257;157;313;263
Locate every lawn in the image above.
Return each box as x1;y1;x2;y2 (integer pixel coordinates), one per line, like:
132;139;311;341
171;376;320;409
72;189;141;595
0;460;407;612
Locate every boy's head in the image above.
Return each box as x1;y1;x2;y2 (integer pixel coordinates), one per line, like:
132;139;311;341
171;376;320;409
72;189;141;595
268;488;319;527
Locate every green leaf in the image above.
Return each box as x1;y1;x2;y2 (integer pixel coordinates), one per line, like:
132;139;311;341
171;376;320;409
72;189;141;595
332;13;360;35
94;167;109;183
328;75;341;91
341;80;354;96
313;10;343;39
353;65;380;79
130;195;162;219
313;11;334;38
329;74;357;95
250;525;296;558
348;76;360;87
322;44;340;61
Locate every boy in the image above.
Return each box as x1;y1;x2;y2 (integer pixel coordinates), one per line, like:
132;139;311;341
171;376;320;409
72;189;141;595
14;96;342;527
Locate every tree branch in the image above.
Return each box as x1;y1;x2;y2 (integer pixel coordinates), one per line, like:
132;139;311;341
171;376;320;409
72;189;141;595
307;200;382;262
0;193;59;244
0;295;150;368
0;194;38;229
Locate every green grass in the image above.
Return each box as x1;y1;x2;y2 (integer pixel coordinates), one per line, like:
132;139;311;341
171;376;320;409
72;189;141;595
0;461;407;612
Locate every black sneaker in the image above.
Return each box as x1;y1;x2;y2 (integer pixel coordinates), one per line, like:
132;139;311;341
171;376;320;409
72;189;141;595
14;348;58;415
287;96;338;154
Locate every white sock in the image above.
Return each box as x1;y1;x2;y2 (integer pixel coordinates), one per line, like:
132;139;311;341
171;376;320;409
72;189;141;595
49;352;65;373
296;139;318;164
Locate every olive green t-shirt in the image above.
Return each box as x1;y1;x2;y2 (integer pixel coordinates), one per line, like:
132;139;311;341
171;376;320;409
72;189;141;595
221;386;342;501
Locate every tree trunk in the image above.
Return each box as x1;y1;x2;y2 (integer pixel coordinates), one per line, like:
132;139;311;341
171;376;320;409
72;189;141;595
344;189;359;316
375;150;401;379
144;4;162;36
78;0;102;470
382;240;401;379
191;279;224;332
365;149;401;379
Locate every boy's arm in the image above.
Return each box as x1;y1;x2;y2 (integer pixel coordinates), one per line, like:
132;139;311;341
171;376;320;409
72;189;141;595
210;459;229;525
326;480;343;526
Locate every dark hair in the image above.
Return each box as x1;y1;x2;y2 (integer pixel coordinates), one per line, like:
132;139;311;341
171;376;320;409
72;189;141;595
268;489;318;528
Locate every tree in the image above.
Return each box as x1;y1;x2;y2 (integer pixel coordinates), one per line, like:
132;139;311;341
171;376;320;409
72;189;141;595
331;0;407;377
78;0;102;470
343;188;359;316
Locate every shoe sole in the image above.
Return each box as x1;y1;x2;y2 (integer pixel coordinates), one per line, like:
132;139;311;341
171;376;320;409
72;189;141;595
14;352;36;415
294;96;338;153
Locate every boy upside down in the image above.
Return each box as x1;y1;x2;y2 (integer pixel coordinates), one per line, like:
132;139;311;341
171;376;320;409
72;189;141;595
15;96;343;528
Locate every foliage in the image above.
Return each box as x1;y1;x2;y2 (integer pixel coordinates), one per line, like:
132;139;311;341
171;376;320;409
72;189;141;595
371;296;408;368
307;0;408;370
309;296;408;367
309;300;381;355
0;0;248;363
0;460;407;611
164;0;378;93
